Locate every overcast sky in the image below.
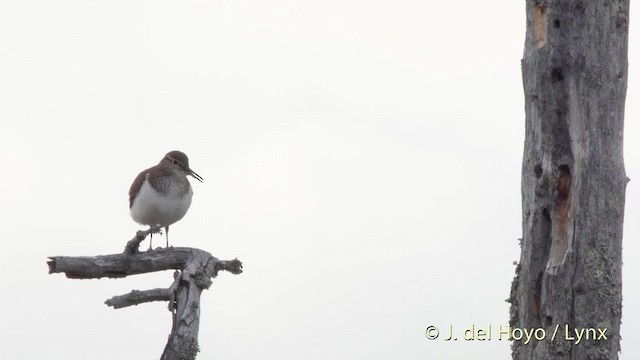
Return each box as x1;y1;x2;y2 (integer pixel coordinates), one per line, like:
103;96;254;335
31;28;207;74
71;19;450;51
1;1;638;359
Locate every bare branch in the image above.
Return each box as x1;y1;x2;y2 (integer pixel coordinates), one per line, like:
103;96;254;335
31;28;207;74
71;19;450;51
105;288;171;309
48;237;243;360
214;258;244;276
47;247;242;279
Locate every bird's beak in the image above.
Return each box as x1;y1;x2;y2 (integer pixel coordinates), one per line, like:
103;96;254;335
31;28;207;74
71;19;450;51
189;169;204;182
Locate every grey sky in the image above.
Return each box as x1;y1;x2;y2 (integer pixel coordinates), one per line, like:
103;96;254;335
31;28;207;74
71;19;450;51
1;1;638;359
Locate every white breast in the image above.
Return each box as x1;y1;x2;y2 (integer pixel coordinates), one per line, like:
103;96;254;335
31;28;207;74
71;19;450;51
130;179;193;227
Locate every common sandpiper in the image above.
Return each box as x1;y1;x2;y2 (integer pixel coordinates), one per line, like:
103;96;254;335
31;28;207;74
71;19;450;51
129;151;203;250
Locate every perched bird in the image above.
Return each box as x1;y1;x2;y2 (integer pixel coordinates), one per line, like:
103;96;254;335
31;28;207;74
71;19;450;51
129;151;203;249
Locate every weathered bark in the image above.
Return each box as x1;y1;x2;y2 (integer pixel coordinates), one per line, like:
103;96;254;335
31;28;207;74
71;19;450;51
48;230;243;360
509;1;629;359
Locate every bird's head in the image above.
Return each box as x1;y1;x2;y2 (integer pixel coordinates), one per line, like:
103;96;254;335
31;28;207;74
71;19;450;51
162;151;204;182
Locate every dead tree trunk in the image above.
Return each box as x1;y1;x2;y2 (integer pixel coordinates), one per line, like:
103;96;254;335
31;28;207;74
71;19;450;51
509;1;629;359
48;229;243;360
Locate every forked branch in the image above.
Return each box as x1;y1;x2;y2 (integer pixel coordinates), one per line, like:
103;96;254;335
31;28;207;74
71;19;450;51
47;232;243;360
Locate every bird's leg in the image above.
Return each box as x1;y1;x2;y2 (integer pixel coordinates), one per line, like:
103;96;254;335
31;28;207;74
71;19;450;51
148;225;162;251
165;226;170;247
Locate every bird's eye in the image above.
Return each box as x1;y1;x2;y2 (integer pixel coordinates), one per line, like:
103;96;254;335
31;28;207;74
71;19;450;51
172;160;178;165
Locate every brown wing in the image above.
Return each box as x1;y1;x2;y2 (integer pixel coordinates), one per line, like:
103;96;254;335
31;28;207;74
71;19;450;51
128;169;149;208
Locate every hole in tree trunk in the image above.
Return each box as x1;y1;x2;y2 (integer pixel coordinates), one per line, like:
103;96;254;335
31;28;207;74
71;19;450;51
534;163;543;178
551;68;564;82
556;165;571;201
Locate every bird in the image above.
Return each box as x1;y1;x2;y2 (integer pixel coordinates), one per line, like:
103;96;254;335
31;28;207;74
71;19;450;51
129;151;203;250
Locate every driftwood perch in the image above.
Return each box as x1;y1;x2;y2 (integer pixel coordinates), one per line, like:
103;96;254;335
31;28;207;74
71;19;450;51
47;229;243;360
